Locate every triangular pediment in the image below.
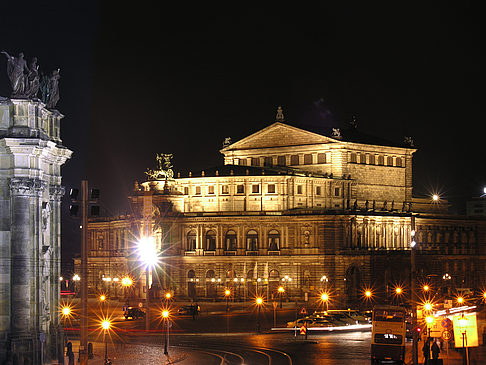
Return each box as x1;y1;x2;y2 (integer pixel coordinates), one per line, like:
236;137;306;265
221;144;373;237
221;122;339;152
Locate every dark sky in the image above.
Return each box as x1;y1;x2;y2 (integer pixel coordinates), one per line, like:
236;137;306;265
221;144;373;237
1;2;484;263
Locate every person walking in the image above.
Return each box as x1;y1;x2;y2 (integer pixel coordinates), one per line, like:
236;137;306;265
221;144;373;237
422;338;431;365
431;339;440;360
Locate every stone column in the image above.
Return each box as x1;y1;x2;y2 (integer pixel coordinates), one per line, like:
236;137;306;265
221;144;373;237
10;177;40;335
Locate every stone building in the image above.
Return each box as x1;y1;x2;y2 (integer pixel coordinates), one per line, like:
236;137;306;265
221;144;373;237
78;112;486;307
0;98;71;364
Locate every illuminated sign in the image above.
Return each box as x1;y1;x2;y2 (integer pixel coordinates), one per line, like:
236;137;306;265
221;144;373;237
453;312;478;348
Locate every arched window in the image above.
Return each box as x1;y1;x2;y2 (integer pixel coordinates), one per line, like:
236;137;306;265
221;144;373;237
387;156;393;166
205;230;216;251
396;157;403;167
186;230;196;251
187;270;195;279
350;152;357;163
246;230;258;251
225;230;237;251
206;269;215;280
378;155;384;165
268;230;280;251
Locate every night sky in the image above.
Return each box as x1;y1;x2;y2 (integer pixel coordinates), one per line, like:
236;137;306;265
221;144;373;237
1;2;484;265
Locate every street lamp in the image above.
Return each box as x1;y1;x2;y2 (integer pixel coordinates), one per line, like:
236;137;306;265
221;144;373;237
425;316;434;338
162;309;170;355
277;286;285;309
224;289;231;311
137;236;159;331
457;296;464;305
458;313;469;365
423;285;429;292
121;276;133;305
256;297;263;333
101;319;111;365
321;292;330;311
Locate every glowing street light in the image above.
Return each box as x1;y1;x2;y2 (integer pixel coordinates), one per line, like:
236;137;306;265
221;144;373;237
277;286;285;309
224;289;231;311
423;285;429;292
457;296;464;305
100;319;111;364
137;235;159;331
256;297;264;333
423;302;433;312
162;309;170;355
62;306;71;317
321;292;330;311
395;287;402;295
432;194;439;202
99;294;106;302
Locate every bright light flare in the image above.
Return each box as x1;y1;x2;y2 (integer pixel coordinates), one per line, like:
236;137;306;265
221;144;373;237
278;286;285;293
101;320;111;330
165;292;172;300
224;289;231;297
432;194;439;202
256;297;263;305
321;293;329;302
162;310;169;318
425;316;434;325
457;296;464;304
423;302;433;311
137;236;159;268
121;276;133;286
423;285;429;292
99;294;106;302
395;287;403;295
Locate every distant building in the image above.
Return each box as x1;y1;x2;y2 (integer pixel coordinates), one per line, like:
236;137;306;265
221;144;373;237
77;112;486;307
467;196;486;217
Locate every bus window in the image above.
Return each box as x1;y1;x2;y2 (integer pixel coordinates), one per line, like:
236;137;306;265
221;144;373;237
373;310;405;322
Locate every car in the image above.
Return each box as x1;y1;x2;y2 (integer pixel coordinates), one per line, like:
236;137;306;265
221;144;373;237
124;307;145;320
177;305;200;316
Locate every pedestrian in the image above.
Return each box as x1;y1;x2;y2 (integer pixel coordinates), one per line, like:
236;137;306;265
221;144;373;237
68;352;74;365
431;339;440;360
422;338;430;365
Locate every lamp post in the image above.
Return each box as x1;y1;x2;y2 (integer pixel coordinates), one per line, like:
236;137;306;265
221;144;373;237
321;292;330;311
458;313;469;365
410;214;418;365
101;319;111;365
162;310;170;355
277;286;285;309
137;236;159;331
224;289;231;312
256;297;263;333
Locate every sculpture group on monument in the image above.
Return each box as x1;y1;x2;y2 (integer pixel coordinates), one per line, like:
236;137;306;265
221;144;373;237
2;51;61;108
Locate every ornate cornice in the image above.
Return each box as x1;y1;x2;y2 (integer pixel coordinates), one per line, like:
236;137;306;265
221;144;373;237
10;177;47;197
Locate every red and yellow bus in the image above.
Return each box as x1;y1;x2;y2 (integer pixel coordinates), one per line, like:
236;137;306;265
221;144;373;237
371;305;406;364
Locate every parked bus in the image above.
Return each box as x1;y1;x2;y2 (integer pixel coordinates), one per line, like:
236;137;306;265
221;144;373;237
371;305;406;364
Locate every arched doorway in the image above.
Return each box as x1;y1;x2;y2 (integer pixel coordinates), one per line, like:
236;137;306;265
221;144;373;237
206;269;217;298
345;266;361;305
268;269;280;300
187;269;196;298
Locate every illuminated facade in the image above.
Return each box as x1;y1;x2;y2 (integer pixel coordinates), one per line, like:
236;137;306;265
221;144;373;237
78;114;486;306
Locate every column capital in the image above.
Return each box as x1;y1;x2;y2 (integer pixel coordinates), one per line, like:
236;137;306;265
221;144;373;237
49;185;66;201
10;177;47;197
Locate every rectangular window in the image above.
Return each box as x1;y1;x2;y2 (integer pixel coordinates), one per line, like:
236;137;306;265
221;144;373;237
290;155;300;165
297;185;303;194
304;154;313;165
264;156;273;166
184;187;189;195
334;187;340;197
237;185;245;194
317;153;326;164
396;157;402;167
316;186;321;195
277;155;286;166
252;184;260;194
221;185;229;194
268;184;276;194
195;186;201;195
207;185;214;194
378;155;384;165
251;158;259;166
369;154;375;165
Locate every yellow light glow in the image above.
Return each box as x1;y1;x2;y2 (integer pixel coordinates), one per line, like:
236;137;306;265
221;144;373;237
162;310;169;318
365;290;372;298
483;292;486;300
165;292;171;299
99;295;106;302
424;302;433;311
122;277;133;286
426;316;434;324
321;293;329;302
61;306;71;316
256;297;263;305
101;320;111;330
395;287;402;295
225;289;231;296
278;286;285;293
423;285;429;291
432;194;439;201
457;296;464;304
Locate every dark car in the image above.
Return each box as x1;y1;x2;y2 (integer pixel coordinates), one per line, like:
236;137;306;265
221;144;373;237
177;305;200;316
124;307;145;320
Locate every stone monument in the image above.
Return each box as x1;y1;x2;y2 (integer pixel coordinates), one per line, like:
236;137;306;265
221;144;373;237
0;52;72;364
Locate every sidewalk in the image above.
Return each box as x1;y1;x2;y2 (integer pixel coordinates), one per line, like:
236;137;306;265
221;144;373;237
406;342;486;365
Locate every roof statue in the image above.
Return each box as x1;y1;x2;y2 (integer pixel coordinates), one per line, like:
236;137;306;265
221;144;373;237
276;106;284;122
349;115;358;129
222;137;232;148
404;136;414;147
2;51;40;98
40;69;61;109
332;128;342;139
145;153;174;181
